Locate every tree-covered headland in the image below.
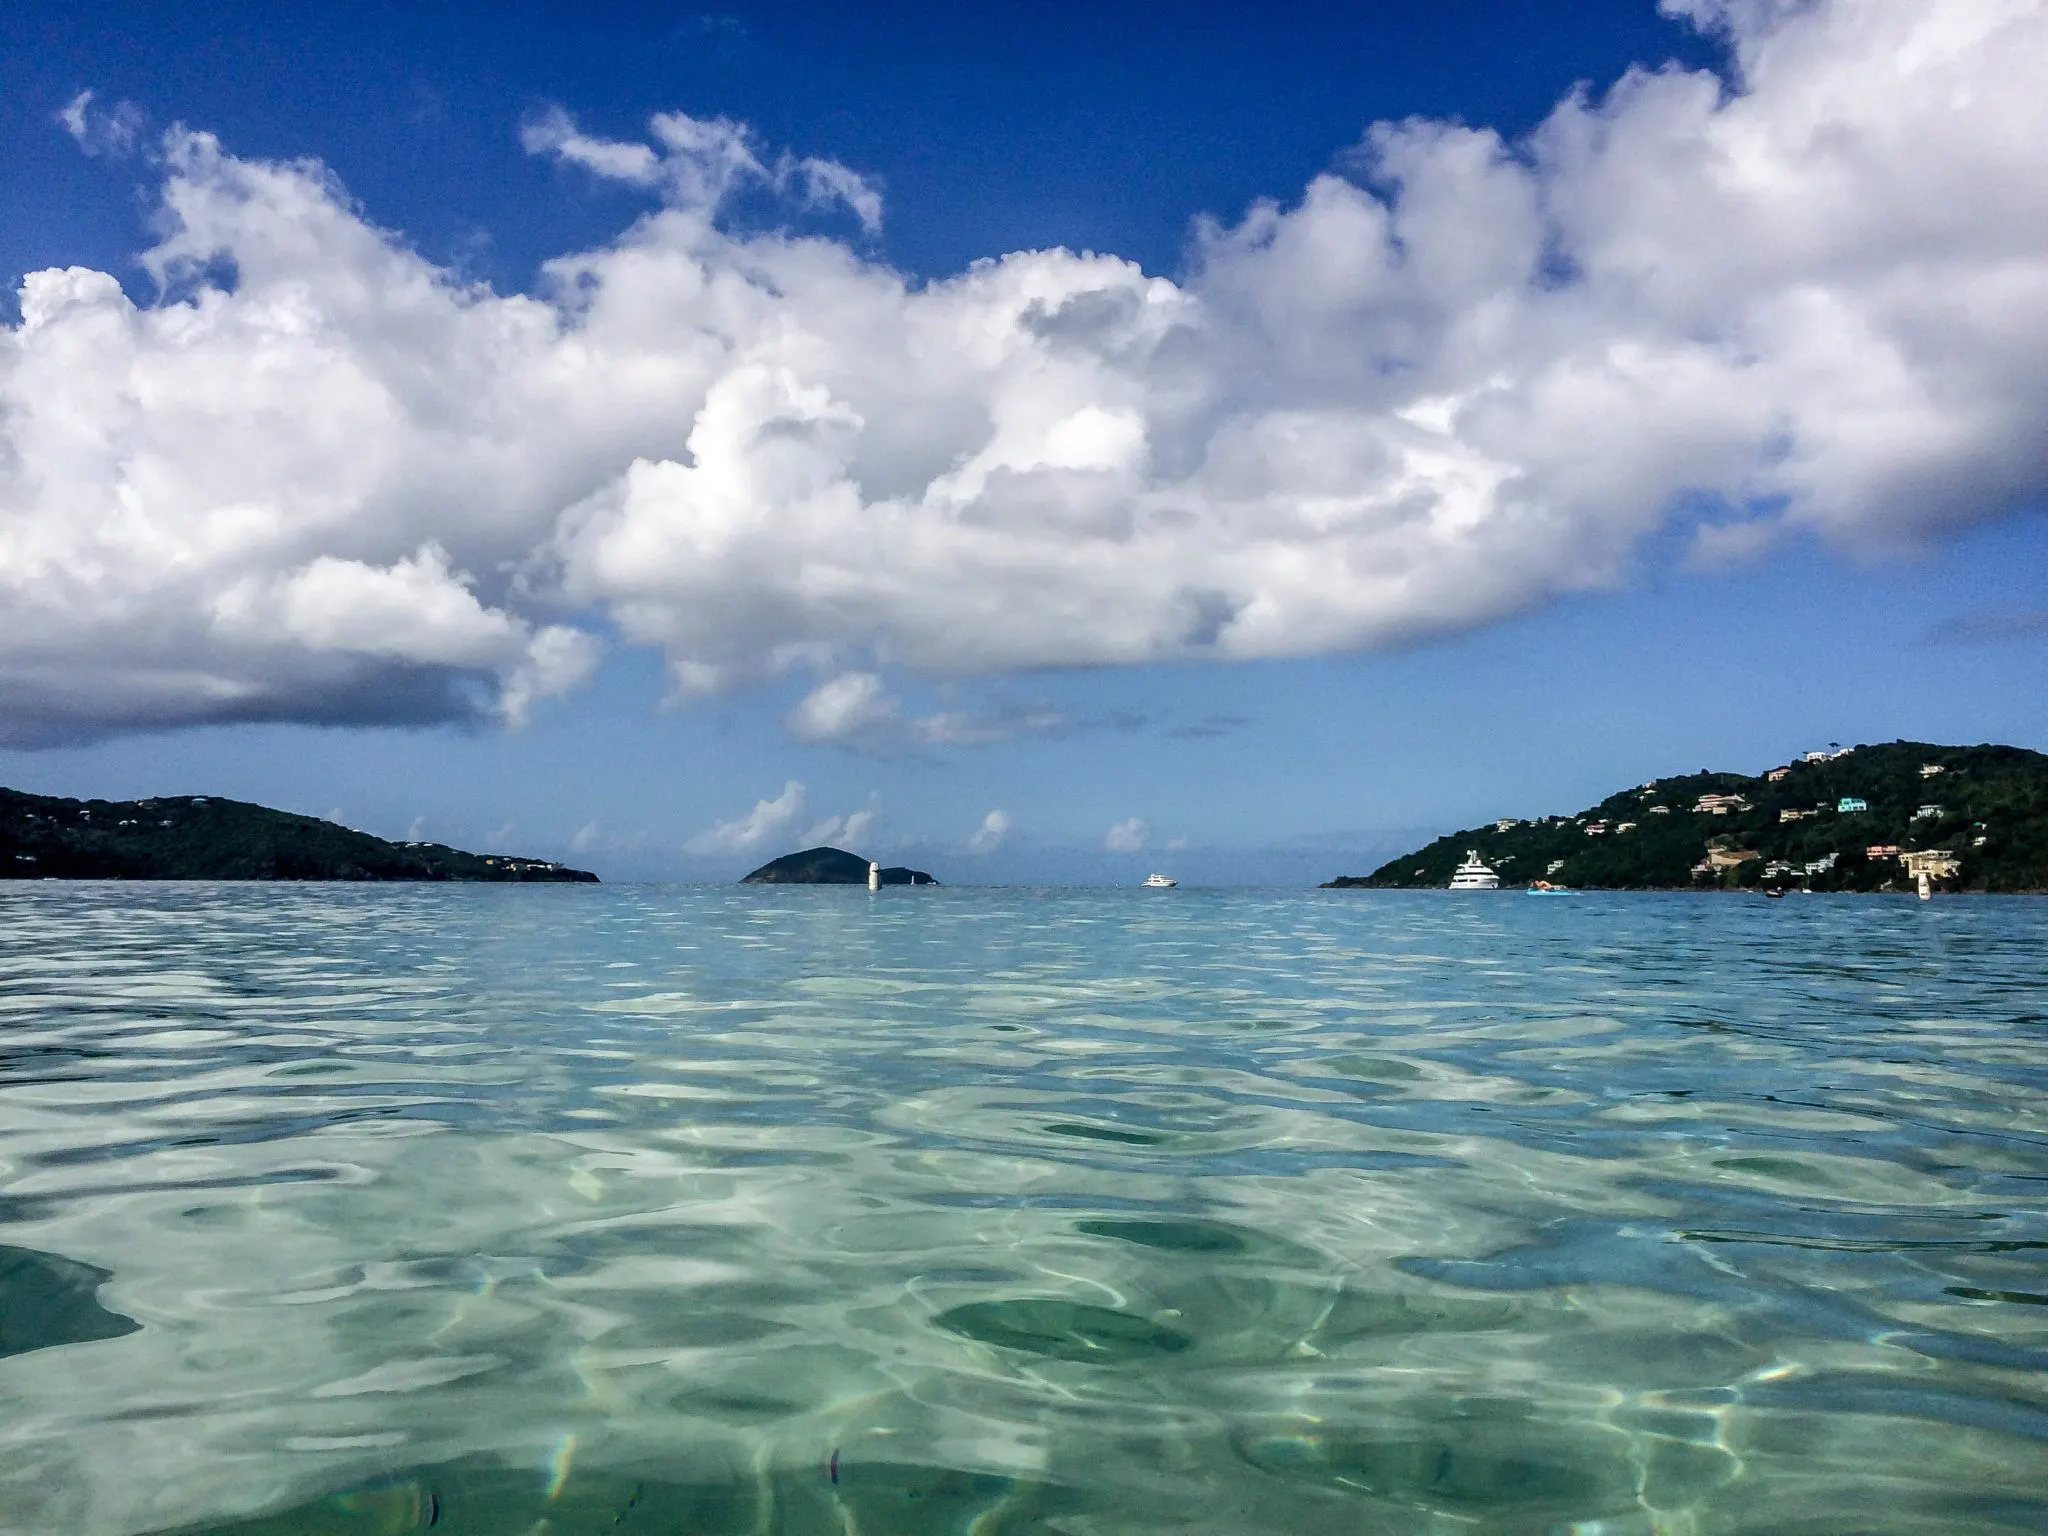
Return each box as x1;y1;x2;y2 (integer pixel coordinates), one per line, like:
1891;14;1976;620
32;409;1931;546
1;788;597;882
1327;741;2048;893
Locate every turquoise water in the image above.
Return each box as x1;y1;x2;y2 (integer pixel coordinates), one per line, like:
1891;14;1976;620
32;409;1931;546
1;884;2045;1535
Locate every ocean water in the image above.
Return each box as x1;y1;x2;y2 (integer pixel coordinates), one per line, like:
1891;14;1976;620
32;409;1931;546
1;884;2045;1536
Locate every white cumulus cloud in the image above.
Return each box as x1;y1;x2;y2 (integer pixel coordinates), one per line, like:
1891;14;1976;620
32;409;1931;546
688;779;806;854
786;672;900;746
1105;817;1148;853
966;809;1012;853
4;0;2046;746
802;805;877;849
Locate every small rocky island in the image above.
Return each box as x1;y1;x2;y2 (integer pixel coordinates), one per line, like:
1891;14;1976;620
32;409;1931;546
741;846;937;885
0;788;597;882
1326;740;2048;893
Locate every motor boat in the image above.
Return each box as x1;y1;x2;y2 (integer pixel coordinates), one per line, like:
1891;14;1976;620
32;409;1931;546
1141;873;1179;888
1448;851;1500;890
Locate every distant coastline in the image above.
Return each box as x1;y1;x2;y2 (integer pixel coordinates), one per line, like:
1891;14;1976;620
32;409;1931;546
0;788;597;883
1324;740;2048;893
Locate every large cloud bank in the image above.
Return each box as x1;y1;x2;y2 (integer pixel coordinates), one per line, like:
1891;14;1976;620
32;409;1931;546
4;0;2045;746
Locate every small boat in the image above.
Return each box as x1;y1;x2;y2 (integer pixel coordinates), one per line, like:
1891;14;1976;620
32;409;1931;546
1526;881;1574;895
1448;851;1500;890
1141;873;1178;888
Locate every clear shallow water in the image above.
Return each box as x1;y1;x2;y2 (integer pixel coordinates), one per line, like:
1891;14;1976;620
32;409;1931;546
1;884;2045;1536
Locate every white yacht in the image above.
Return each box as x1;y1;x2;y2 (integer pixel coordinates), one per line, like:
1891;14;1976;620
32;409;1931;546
1448;851;1500;890
1141;873;1179;888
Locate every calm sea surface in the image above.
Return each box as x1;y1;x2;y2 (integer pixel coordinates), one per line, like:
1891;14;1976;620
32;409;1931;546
1;884;2045;1535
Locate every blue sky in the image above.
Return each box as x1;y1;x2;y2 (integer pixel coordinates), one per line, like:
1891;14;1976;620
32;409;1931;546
2;0;2044;881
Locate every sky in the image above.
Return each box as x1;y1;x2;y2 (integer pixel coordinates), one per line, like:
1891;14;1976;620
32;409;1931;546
1;0;2044;883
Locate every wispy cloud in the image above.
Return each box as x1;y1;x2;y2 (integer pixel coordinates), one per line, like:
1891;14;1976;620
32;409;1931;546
522;106;881;232
691;13;746;40
785;672;1065;755
915;701;1068;748
1687;519;1785;570
56;90;144;158
1925;608;2048;644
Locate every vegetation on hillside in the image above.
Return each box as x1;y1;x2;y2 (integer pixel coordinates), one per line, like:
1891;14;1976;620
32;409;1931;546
741;847;938;884
1;789;597;882
1326;741;2048;893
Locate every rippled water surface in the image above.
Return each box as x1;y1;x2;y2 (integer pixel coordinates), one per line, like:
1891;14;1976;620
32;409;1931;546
2;884;2045;1535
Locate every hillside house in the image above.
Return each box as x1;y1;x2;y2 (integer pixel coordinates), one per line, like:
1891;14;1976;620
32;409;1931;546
1615;821;1637;832
1914;804;1944;819
1902;849;1962;878
1838;797;1869;813
1694;794;1750;815
1866;844;1902;859
1494;819;1520;832
1920;764;1945;778
1779;809;1815;823
1805;853;1839;874
1767;768;1791;782
1585;822;1609;835
1647;805;1671;815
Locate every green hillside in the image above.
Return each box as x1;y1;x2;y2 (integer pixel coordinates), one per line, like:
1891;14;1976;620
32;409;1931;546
1;788;597;882
740;847;938;884
1326;741;2048;893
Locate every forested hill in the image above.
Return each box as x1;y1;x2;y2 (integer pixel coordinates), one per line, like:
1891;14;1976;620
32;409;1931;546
0;789;597;882
740;847;938;884
1326;741;2048;893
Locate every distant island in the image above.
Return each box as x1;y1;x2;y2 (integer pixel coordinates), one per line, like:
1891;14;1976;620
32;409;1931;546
0;788;597;882
741;846;937;885
1326;740;2048;893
